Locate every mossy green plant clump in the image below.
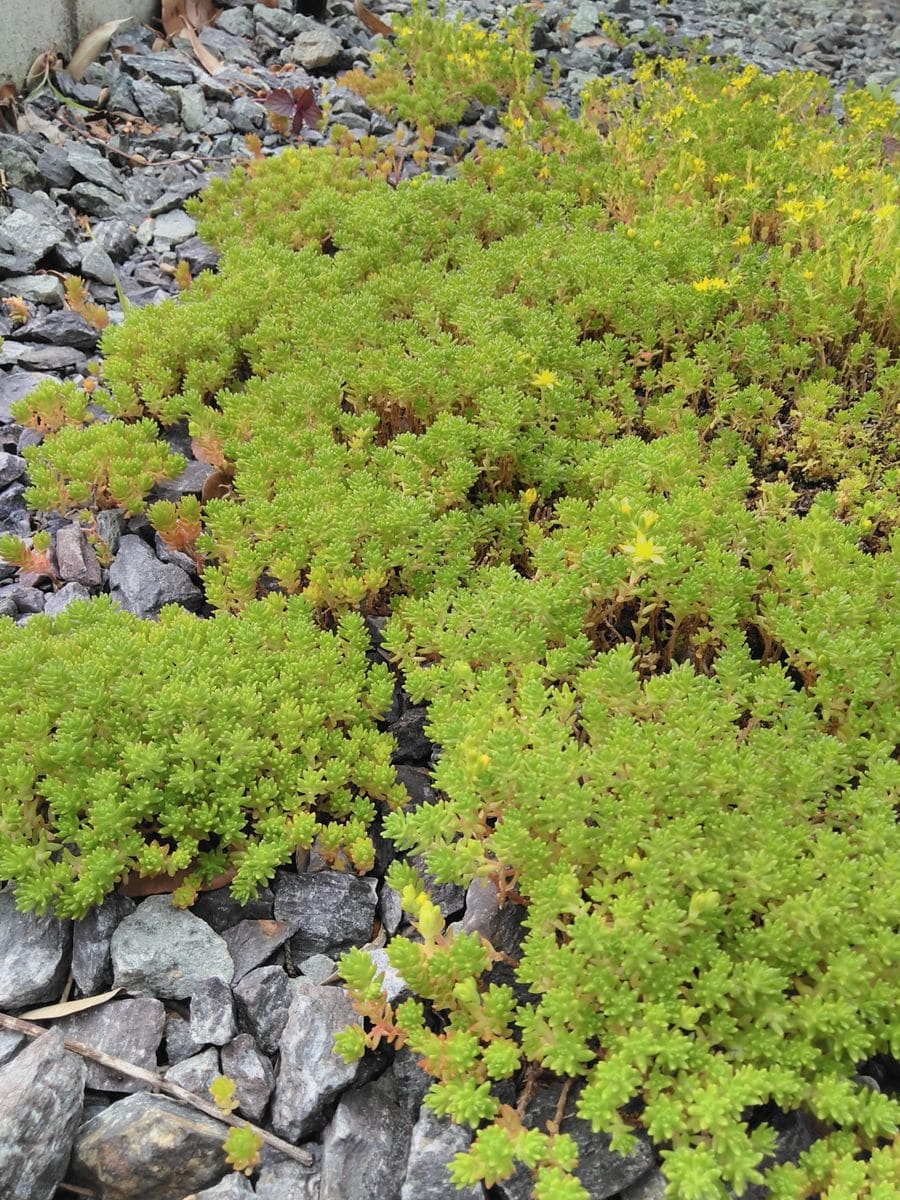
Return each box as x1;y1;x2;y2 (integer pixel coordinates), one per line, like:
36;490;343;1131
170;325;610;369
0;595;404;917
0;30;897;1200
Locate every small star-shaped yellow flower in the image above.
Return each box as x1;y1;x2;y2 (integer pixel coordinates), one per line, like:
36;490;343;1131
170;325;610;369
619;530;665;564
531;369;558;389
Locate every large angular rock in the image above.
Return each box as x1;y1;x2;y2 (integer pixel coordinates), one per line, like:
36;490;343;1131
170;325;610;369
54;524;102;586
0;367;53;422
255;1157;322;1200
55;998;165;1092
0;209;65;273
270;983;364;1141
109;534;202;619
233;965;295;1056
111;894;234;1000
0;886;72;1010
65;143;127;197
274;870;378;959
72;893;136;995
495;1078;656;1200
189;975;237;1046
191;882;275;933
70;1092;229;1200
401;1107;485;1200
220;1033;274;1123
0;1028;86;1200
164;1047;221;1098
291;28;342;70
320;1071;415;1200
44;581;92;617
223;917;293;984
22;311;99;351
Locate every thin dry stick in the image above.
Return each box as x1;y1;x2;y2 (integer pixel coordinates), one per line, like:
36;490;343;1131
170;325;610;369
0;1010;313;1168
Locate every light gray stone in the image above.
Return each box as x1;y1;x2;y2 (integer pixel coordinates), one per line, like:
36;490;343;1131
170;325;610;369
0;451;26;486
80;240;118;286
220;1033;275;1123
216;7;255;37
132;77;180;125
71;1092;228;1200
109;534;202;619
65;143;127;197
401;1107;484;1200
255;1158;322;1200
291;28;342;70
164;1011;207;1064
184;1174;256;1200
321;1071;415;1200
111;893;234;1000
55;998;165;1092
0;209;64;272
164;1047;221;1097
153;208;197;245
178;84;209;132
190;975;237;1046
72;893;136;995
0;274;65;305
0;886;72;1010
0;1028;86;1200
44;581;91;617
622;1169;668;1200
0;1028;25;1066
270;983;364;1141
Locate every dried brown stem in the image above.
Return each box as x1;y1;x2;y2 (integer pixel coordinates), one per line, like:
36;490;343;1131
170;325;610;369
0;1010;313;1168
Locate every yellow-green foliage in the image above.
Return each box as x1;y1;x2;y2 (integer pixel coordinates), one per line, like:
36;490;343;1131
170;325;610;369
1;43;898;1200
339;0;538;131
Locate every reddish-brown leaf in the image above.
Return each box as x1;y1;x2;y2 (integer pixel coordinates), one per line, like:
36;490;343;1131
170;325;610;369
354;0;393;38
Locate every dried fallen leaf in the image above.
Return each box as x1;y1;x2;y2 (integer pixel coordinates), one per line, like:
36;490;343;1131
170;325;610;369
118;865;236;898
19;989;123;1021
161;0;219;38
3;296;30;325
202;469;236;502
354;0;394;39
182;23;225;76
67;18;132;82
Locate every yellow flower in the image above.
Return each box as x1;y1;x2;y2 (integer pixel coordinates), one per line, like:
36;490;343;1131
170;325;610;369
619;497;632;515
692;276;729;293
619;530;665;565
831;165;849;181
874;203;896;221
531;369;558;389
626;227;637;238
521;488;538;506
732;230;751;247
640;509;658;530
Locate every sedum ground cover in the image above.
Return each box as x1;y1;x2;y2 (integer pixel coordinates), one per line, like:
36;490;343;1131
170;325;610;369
1;8;899;1199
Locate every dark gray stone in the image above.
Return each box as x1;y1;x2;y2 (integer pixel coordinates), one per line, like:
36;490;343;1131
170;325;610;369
164;1047;221;1097
92;218;137;262
55;998;165;1092
401;1107;484;1200
72;893;136;995
173;235;220;275
0;275;65;305
65;143;127;197
71;1092;229;1200
132;78;180;125
321;1071;414;1200
190;882;275;933
121;53;197;87
270;983;364;1141
233;964;295;1057
292;27;343;70
22;311;99;350
389;706;431;762
220;1033;275;1122
35;144;75;189
274;870;378;959
80;241;118;286
223;918;293;984
0;1028;86;1200
111;893;234;1000
622;1170;668;1199
4;583;46;613
185;1175;256;1200
189;975;237;1046
495;1077;655;1200
0;886;72;1009
0;367;52;422
3;343;85;372
389;1046;433;1122
65;182;128;220
164;1011;207;1064
54;524;102;585
109;534;203;619
0;1027;25;1065
0;134;41;191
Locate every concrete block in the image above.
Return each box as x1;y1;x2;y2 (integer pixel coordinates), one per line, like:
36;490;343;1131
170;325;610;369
0;0;76;87
75;1;159;33
0;1;160;90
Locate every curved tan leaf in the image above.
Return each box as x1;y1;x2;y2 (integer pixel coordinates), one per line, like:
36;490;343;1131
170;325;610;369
354;0;394;38
67;18;131;82
19;989;123;1021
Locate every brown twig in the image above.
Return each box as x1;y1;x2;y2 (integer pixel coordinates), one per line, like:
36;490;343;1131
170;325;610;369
0;1010;313;1168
